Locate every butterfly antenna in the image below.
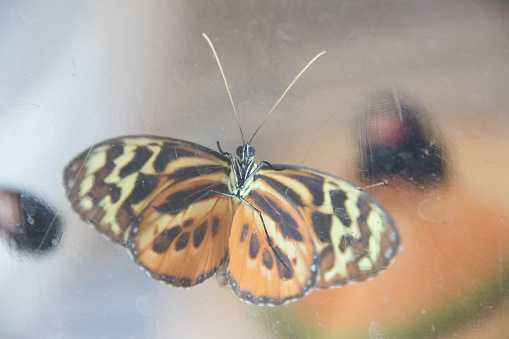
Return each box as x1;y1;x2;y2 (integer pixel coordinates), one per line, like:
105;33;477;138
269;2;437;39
249;50;326;144
203;33;245;145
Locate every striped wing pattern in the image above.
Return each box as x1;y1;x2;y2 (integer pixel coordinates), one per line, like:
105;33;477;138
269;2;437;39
64;136;399;305
63;136;233;286
228;179;318;305
227;165;399;305
128;175;233;287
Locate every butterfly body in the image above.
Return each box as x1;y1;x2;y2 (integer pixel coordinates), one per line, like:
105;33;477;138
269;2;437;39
223;143;258;198
64;135;400;305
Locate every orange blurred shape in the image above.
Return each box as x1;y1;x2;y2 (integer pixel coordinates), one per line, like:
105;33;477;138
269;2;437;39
286;183;509;336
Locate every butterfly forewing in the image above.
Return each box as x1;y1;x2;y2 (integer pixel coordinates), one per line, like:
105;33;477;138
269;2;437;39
252;165;400;290
63;135;232;266
227;181;318;305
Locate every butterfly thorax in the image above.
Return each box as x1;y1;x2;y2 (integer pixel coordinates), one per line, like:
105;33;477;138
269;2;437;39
228;143;257;197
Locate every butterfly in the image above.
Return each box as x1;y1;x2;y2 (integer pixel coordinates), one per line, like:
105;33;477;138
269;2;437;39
63;34;400;306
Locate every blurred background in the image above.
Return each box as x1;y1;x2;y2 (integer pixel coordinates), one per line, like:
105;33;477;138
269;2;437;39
1;1;509;338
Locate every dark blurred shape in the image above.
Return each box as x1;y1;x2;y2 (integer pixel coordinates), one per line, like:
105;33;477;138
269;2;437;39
357;91;449;187
0;188;62;255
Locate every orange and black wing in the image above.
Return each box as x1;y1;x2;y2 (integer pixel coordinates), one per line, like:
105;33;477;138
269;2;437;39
63;135;233;287
227;178;318;305
227;164;400;305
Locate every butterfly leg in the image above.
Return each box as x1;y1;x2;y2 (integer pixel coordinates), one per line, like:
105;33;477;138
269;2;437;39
363;180;388;190
216;142;233;159
238;196;290;272
240;160;283;190
257;160;283;171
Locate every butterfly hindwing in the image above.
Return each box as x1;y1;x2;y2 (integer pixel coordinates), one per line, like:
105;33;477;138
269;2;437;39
236;165;399;297
227;180;318;305
128;184;233;287
63;135;233;285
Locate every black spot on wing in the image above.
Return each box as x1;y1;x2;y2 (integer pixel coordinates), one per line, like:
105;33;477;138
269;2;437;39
195;273;206;285
193;221;207;248
154;183;228;215
178;277;192;287
153;143;197;172
287;173;325;206
338;234;355;252
108;184;121;203
311;211;332;243
257;175;304;206
357;198;373;245
240;224;249;243
171;165;230;183
175;232;190;251
183;219;193;228
152;226;182;253
125;173;159;205
116;204;135;235
357;197;372;225
211;217;220;237
157;264;218;288
94;162;113;184
153;145;176;172
250;191;290;225
275;247;293;280
250;191;303;242
87;143;125;198
330;189;351;227
162;139;227;160
280;222;304;242
262;248;273;269
119;146;153;178
107;142;125;160
249;232;260;259
92;142;124;178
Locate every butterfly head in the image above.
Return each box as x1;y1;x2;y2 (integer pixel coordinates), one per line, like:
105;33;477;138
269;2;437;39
236;143;256;163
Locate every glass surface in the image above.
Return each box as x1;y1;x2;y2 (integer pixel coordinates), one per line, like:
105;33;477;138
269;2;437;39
1;1;508;338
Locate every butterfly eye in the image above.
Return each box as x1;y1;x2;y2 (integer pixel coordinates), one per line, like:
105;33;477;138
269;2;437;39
236;146;243;157
247;146;255;158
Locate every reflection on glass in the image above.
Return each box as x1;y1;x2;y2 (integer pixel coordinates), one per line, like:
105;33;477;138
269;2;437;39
0;189;62;256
